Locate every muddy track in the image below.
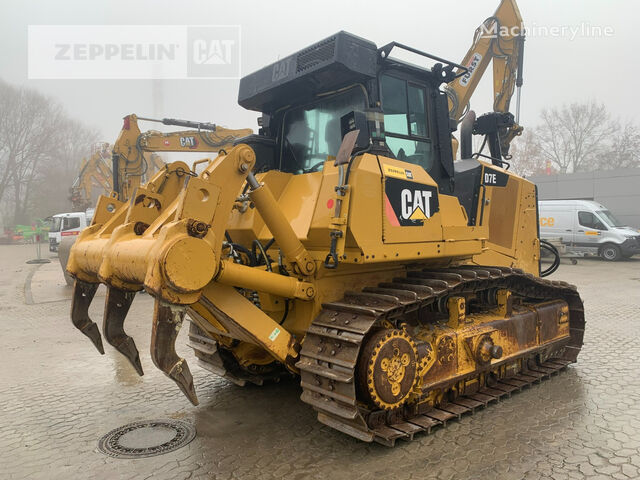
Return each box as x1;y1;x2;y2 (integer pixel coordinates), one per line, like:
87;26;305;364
297;266;585;446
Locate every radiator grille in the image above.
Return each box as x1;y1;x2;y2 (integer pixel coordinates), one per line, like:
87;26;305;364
296;37;336;73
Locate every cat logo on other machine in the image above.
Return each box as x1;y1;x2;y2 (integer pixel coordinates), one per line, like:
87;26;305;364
179;136;198;148
384;177;439;227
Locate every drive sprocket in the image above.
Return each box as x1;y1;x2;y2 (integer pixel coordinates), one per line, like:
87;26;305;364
358;329;420;410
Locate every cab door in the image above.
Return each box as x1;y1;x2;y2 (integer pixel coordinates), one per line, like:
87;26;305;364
574;209;606;253
61;215;82;239
379;73;443;244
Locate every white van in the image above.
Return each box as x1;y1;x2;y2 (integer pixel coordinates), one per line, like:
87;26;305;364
538;200;640;261
48;209;93;252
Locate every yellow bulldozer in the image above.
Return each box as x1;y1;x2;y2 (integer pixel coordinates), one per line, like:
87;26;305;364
66;2;584;446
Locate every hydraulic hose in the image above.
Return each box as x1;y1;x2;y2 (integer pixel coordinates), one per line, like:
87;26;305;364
540;239;560;277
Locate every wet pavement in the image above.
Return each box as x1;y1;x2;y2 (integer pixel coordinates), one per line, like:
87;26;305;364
1;243;640;480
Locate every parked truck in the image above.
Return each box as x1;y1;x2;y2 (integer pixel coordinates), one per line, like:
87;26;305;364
539;200;640;261
48;209;93;253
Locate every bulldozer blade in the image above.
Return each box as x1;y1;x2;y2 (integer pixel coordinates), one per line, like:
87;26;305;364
151;301;199;406
71;280;104;354
103;287;143;376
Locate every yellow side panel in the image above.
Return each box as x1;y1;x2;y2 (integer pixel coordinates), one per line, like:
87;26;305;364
487;178;519;249
377;157;444;245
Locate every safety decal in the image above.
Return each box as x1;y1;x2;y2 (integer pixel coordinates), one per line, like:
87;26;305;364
482;166;509;187
384;177;439;227
269;327;281;342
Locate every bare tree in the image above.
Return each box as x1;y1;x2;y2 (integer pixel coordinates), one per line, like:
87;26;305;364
537;101;617;173
508;128;553;177
0;82;61;223
0;79;99;225
31;118;99;217
597;121;640;170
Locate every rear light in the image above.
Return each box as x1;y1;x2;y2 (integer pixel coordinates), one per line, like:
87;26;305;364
123;116;130;130
61;231;80;236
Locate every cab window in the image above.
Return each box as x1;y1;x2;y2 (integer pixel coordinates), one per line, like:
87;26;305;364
380;74;433;172
63;217;80;231
578;211;606;230
51;217;62;232
281;86;367;174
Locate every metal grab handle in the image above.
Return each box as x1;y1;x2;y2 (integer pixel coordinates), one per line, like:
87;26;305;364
324;233;341;269
324;251;338;269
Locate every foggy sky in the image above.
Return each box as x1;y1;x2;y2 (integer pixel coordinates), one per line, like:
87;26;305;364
1;0;636;143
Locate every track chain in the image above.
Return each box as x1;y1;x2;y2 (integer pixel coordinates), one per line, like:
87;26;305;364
296;266;585;445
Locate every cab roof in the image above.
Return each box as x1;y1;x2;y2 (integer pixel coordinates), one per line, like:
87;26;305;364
237;31;457;115
238;31;378;114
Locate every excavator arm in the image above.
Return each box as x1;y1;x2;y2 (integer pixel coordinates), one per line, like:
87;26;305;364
447;0;525;160
70;143;114;211
111;114;253;201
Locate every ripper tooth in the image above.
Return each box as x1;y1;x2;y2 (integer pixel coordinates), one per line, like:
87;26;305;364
151;301;198;406
71;280;104;354
103;287;143;376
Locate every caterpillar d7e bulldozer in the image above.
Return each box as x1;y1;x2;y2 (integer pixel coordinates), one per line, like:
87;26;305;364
66;26;584;445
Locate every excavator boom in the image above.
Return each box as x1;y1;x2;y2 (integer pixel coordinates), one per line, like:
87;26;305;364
447;0;525;159
111;113;253;201
70;143;114;211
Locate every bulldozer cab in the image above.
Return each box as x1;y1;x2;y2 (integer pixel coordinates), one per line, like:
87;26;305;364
238;31;458;194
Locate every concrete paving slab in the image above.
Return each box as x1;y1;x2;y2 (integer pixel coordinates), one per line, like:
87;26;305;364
1;244;639;480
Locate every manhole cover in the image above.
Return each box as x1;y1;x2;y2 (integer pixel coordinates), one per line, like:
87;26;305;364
97;419;196;459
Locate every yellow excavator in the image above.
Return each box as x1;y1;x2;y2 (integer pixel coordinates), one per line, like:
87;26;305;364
69;143;114;212
66;0;584;446
58;115;252;283
69;142;164;212
446;0;525;161
110;114;253;202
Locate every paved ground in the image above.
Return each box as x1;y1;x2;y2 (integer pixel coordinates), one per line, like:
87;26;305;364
1;243;640;480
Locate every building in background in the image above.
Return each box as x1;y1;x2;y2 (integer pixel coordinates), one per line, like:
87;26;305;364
529;168;640;228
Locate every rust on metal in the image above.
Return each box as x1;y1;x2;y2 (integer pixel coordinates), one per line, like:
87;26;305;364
297;267;585;446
